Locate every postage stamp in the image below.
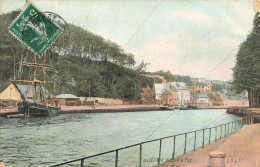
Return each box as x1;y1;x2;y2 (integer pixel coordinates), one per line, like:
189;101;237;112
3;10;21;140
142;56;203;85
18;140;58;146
8;3;63;56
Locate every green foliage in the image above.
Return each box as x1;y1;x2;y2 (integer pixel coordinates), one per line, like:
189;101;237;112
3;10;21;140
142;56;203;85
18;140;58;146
146;70;193;85
232;13;260;93
211;84;224;92
0;10;151;100
153;77;163;83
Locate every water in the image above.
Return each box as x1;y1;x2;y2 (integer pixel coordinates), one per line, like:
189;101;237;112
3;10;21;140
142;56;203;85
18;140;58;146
0;109;243;167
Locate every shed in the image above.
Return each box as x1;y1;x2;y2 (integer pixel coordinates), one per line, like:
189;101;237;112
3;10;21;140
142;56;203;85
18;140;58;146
55;94;80;106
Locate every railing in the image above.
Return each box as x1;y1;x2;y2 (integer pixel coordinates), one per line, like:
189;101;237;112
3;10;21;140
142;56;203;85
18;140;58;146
50;117;251;167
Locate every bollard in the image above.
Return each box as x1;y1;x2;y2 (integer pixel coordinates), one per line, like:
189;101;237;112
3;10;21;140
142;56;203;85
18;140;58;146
209;151;226;167
0;162;5;167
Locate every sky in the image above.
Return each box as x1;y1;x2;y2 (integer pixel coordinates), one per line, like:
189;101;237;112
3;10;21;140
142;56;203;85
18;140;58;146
0;0;256;81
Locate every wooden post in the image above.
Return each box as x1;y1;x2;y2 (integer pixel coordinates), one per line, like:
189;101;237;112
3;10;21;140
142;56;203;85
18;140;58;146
0;162;5;167
248;90;252;107
13;54;16;81
33;54;37;102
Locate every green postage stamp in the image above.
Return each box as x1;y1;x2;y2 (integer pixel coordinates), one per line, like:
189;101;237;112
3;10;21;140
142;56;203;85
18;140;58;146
8;3;63;56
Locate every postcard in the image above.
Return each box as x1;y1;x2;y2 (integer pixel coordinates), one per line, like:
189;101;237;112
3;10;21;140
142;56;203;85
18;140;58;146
0;0;259;167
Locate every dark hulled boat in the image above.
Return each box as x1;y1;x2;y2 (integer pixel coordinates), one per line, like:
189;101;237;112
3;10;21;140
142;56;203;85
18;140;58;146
18;101;60;117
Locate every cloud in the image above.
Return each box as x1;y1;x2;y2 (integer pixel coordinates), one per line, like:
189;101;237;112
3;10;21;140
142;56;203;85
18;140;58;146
172;9;214;27
132;34;186;66
210;36;239;47
130;32;240;81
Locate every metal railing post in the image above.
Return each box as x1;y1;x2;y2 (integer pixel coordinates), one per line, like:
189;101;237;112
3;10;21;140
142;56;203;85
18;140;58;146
172;136;176;159
184;133;187;154
139;144;142;167
220;125;222;139
230;122;233;134
209;128;211;144
80;159;84;167
220;125;223;139
115;150;118;167
235;121;237;131
215;127;217;141
202;129;205;148
228;123;229;135
225;124;226;137
158;139;162;165
231;122;234;133
194;131;196;151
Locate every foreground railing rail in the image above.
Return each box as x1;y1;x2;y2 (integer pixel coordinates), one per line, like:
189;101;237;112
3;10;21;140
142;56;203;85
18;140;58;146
50;117;252;167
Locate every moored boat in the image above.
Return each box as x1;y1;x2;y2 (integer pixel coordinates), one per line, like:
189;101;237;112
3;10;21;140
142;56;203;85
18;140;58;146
18;101;60;117
160;105;175;110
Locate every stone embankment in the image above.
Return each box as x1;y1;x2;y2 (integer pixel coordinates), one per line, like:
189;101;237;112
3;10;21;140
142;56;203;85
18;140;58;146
60;104;161;114
0;104;162;117
227;107;260;123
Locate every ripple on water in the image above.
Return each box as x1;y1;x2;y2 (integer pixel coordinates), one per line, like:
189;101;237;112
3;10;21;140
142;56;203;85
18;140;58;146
0;110;242;166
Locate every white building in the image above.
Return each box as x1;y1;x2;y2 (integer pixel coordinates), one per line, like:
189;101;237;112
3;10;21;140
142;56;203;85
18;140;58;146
154;83;167;100
196;93;209;103
177;87;190;105
170;82;186;88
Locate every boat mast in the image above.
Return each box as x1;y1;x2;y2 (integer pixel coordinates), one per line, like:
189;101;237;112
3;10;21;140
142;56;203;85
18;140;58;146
43;52;47;87
13;53;57;103
32;54;37;102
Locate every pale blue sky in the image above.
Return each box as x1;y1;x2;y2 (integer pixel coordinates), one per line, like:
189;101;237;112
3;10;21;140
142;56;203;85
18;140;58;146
1;0;256;81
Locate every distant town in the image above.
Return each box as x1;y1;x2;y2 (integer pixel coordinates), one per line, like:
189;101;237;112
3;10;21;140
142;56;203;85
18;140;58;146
0;75;248;109
153;76;248;108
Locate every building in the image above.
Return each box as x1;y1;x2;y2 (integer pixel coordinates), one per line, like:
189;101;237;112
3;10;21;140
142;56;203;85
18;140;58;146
154;83;167;100
0;83;49;102
161;90;173;106
177;87;190;105
169;82;186;88
196;93;209;103
203;82;212;93
190;93;211;107
189;82;212;94
161;86;178;106
189;85;204;94
55;94;81;106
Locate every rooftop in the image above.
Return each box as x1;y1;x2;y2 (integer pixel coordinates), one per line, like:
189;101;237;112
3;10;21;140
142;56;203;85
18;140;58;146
196;93;208;98
55;94;78;99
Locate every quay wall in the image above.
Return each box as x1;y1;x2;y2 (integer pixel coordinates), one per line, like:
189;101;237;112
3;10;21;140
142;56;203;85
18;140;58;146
226;107;260;122
60;105;161;114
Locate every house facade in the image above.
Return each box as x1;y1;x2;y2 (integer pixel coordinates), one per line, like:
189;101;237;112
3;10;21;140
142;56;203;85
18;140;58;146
177;87;190;105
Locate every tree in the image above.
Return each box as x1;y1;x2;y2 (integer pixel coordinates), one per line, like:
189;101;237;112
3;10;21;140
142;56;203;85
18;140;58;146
232;13;260;107
0;10;154;102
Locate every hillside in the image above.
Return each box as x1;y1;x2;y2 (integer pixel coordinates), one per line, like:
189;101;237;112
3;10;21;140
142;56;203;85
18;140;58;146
0;10;154;101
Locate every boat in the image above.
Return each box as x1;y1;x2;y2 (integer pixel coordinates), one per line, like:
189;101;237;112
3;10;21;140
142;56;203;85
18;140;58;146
14;53;61;117
179;105;199;110
18;101;60;117
179;105;188;110
175;105;180;109
160;105;175;110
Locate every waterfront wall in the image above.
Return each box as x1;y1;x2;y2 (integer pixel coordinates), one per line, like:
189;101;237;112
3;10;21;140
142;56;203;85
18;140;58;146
60;104;161;114
227;107;260;123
